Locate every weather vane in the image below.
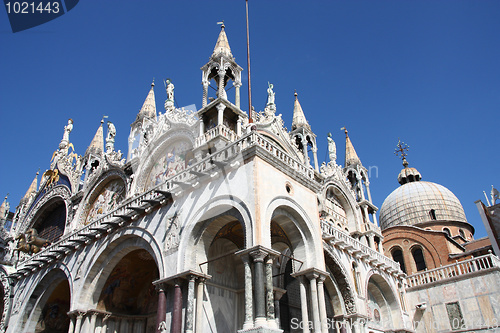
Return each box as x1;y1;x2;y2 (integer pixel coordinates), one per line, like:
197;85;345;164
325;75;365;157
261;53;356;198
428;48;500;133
395;139;409;166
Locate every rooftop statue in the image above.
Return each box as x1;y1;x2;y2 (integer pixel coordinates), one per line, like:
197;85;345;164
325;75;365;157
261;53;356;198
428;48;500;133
267;82;275;105
327;133;337;164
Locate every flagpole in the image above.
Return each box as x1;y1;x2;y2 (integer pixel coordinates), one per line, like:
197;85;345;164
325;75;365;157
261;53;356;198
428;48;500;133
246;0;253;123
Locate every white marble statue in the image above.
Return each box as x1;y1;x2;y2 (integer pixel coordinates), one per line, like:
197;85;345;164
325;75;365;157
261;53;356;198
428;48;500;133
166;79;174;101
106;121;116;153
267;82;275;105
327;133;337;164
62;119;73;143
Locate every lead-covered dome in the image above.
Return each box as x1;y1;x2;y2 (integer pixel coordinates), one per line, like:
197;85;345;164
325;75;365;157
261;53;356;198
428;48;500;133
379;167;467;230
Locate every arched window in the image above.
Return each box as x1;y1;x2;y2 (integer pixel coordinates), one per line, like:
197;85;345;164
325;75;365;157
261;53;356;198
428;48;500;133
443;228;451;237
429;209;437;220
412;247;427;271
459;229;465;239
391;248;406;273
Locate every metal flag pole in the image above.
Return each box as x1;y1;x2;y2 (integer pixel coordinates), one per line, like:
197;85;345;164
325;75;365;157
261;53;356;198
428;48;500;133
246;0;253;123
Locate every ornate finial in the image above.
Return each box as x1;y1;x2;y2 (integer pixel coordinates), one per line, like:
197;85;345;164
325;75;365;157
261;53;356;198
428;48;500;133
152;78;155;87
101;115;108;125
395;138;410;167
294;90;297;98
36;168;40;176
340;126;348;137
217;20;225;29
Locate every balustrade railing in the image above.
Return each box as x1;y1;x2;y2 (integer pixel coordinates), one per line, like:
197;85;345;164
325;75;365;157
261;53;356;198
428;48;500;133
320;219;400;272
406;253;500;288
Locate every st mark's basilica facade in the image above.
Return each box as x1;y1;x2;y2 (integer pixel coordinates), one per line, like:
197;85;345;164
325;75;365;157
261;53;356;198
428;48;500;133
0;24;499;333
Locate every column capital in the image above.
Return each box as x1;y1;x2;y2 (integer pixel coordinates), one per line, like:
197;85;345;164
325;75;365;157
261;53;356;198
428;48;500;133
153;270;211;287
291;267;329;281
235;245;280;262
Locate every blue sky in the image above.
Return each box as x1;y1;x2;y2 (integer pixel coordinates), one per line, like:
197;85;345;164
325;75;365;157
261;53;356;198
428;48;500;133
1;1;499;238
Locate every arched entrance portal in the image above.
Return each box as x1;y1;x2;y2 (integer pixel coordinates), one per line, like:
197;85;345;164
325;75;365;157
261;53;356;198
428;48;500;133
202;217;245;331
96;249;159;332
366;274;402;331
22;270;70;333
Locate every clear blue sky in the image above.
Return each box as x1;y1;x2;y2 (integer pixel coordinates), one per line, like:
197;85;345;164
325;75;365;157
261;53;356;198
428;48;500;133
1;1;499;238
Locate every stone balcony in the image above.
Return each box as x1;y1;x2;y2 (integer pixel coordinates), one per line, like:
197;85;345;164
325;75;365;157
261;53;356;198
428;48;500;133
321;219;403;275
406;253;500;289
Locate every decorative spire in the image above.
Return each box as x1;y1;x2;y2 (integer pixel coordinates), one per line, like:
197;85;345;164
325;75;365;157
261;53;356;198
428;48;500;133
85;119;105;157
213;21;232;57
136;80;157;121
342;127;361;167
394;139;421;185
21;170;39;203
292;91;310;131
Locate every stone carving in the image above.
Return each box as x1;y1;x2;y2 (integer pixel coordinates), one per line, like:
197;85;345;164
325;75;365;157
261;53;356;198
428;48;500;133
165;214;180;253
267;82;275;106
165;79;175;109
327;133;337;164
106;121;116;153
60;118;73;150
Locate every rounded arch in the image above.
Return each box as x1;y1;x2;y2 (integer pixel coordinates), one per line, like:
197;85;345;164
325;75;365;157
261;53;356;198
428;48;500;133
265;196;321;268
322;182;361;232
132;129;196;193
178;195;254;272
364;271;403;328
77;228;163;309
20;267;72;333
323;246;358;315
410;245;427;272
19;184;72;236
79;169;127;226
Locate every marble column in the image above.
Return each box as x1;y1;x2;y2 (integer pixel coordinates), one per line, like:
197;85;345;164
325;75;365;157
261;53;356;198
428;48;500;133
101;315;110;333
202;81;209;108
185;275;196;333
273;287;287;329
308;275;321;333
156;285;167;333
235;82;242;108
195;278;206;333
171;280;183;333
265;256;277;328
218;67;226;99
216;103;225;126
74;312;84;333
88;311;97;333
241;254;254;330
317;276;328;333
298;276;309;333
251;249;267;326
312;147;319;172
67;315;75;333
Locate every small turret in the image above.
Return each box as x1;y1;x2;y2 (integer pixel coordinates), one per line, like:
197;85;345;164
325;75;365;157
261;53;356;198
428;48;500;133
290;92;319;171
